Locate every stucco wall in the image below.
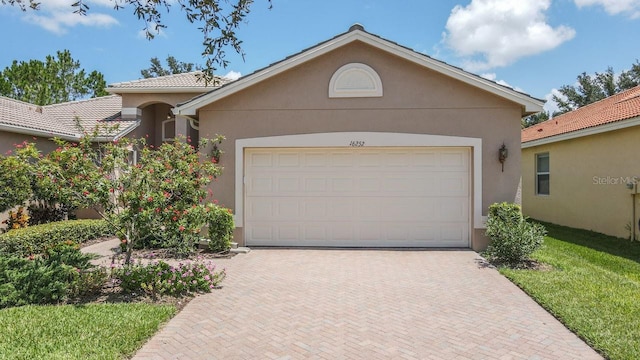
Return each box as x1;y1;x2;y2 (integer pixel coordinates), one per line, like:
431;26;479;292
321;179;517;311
121;93;202;109
0;130;60;157
197;41;524;249
522;125;640;239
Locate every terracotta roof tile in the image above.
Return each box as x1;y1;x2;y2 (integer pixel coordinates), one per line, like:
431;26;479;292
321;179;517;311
522;85;640;143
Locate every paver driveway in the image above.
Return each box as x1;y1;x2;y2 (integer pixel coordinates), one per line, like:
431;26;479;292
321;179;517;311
133;249;602;360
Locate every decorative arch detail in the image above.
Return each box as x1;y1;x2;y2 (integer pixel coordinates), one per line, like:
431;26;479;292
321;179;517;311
328;63;383;98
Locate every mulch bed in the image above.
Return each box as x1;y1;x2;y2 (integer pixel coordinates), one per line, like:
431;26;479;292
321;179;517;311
76;237;233;309
72;280;195;311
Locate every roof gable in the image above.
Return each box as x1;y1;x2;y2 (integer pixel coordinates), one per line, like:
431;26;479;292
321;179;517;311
174;25;543;116
522;85;640;146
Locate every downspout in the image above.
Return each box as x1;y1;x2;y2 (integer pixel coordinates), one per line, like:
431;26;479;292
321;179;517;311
629;181;638;241
172;109;199;130
633;189;637;241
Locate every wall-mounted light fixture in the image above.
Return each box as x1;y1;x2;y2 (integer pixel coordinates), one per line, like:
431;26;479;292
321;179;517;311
498;144;508;172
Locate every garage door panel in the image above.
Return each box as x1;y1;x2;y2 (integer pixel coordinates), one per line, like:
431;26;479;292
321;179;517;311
249;177;273;194
304;177;328;192
440;224;470;244
331;178;355;192
245;147;470;247
439;175;469;196
277;177;300;192
303;200;328;219
277;152;300;167
250;152;273;167
277;199;300;219
437;198;469;221
440;151;468;169
331;152;355;166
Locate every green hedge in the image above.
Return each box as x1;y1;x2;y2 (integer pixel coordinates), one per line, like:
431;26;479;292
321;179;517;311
0;220;113;257
0;242;104;308
206;204;234;253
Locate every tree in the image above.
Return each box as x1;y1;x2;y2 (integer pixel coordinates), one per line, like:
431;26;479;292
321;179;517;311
141;56;202;78
0;50;108;105
522;111;550;128
617;61;640;90
553;61;640;114
2;0;272;82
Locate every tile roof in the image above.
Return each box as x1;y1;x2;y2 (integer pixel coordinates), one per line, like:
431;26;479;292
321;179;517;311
522;85;640;143
107;71;231;91
0;95;137;140
0;96;77;137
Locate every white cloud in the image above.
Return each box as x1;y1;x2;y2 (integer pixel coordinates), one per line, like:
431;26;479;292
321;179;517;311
443;0;576;71
543;89;566;115
223;70;242;80
20;0;118;34
574;0;640;18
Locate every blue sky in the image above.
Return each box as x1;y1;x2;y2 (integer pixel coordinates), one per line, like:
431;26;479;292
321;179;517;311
1;0;639;113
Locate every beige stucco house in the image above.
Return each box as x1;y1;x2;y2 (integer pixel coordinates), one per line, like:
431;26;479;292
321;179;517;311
1;25;543;250
521;85;640;240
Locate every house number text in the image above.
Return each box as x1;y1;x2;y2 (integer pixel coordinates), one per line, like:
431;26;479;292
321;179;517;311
349;141;365;147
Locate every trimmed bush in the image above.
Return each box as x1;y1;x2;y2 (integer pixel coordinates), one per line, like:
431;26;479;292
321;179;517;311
484;202;546;266
0;219;113;257
206;204;234;253
0;242;100;308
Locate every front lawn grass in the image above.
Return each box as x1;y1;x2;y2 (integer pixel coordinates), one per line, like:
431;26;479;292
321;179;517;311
500;222;640;360
0;303;176;360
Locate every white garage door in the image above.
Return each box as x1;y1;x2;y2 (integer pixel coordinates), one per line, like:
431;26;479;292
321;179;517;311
244;147;470;247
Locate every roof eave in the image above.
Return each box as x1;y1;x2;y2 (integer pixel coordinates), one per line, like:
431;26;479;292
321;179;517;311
175;29;544;116
90;120;142;142
0;123;80;141
106;87;212;95
522;115;640;148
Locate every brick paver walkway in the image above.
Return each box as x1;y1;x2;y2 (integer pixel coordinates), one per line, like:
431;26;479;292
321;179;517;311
132;249;602;360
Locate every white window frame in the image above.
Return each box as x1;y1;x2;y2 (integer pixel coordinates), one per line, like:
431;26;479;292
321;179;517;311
162;118;176;142
535;153;550;196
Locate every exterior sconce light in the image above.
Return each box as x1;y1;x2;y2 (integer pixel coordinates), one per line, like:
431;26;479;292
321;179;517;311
498;144;508;172
627;182;635;190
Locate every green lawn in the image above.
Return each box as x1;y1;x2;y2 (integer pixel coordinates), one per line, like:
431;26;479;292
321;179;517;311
500;222;640;360
0;303;176;360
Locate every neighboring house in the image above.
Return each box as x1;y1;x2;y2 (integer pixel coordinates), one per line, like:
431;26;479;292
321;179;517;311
521;85;640;240
0;72;228;156
0;95;134;155
1;25;544;250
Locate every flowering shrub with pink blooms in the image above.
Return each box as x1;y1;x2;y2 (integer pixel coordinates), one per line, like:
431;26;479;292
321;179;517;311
30;134;226;263
113;259;226;297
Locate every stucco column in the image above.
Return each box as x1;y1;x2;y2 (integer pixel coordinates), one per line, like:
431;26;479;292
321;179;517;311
121;107;141;121
175;115;189;141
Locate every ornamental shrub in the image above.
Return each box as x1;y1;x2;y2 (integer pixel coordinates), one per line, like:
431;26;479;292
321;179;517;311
0;242;99;308
0;143;36;213
206;204;234;253
2;206;29;232
0;219;112;257
484;202;546;266
27;202;72;225
113;259;226;297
